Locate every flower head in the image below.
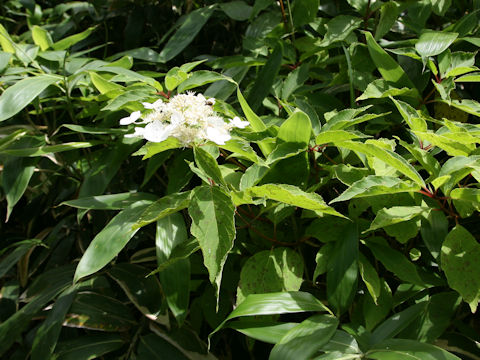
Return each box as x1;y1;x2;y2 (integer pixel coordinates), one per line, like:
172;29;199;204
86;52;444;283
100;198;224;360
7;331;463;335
120;92;249;146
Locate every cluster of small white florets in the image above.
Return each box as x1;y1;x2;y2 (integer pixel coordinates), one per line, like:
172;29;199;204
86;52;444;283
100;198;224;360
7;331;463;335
120;92;249;146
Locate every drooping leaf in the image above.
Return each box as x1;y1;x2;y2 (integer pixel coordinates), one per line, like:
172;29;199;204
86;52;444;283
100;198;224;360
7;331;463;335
270;314;339;360
236;247;304;304
228;321;298;344
441;225;480;312
0;75;59;122
327;225;358;315
74;200;154;282
247;184;347;218
188;186;235;298
159;6;216;62
415;31;458;58
367;339;461;360
365;206;431;233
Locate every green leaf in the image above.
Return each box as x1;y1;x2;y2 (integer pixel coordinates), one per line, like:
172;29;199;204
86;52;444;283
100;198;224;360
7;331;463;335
390;97;427;132
441;98;480;117
333;141;425;187
61;192;157;210
3;157;36;221
367;339;461;360
270;314;339;360
141;138;182;159
375;1;400;40
0;75;59;122
64;292;136;330
327;225;358;315
0;239;43;278
277;109;312;146
413;130;473;157
319;15;362;47
229;321;298;344
148;237;199;275
178;70;234;93
330;176;420;203
31;25;53;51
236;247;304;305
52;26;96;50
247;184;347;218
136;334;189;360
247;43;283;111
441;225;480;312
1;141;98;157
358;253;381;304
74;200;154;282
420;210;448;260
365;206;430;233
194;146;226;186
188;186;235;297
210;291;332;340
415;31;458;58
60;124;127;135
159;6;215;62
89;72;124;94
0;266;74;356
365;31;417;91
237;88;273;156
365;237;435;287
220;137;261;163
165;66;188;91
316;130;369;144
0;24;15;53
132;191;191;230
431;0;452;16
357;79;417;101
370;302;427;345
54;334;124;360
108;263;165;321
220;1;253;21
281;64;309;100
363;279;393;331
31;286;77;360
156;214;190;323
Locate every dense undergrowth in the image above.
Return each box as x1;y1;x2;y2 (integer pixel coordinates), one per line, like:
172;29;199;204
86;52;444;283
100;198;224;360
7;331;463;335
1;0;480;359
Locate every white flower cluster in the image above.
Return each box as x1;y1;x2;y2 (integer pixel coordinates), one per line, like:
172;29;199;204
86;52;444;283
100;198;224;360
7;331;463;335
120;92;249;146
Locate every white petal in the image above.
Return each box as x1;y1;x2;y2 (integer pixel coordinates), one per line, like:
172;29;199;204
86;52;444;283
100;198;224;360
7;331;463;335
230;116;249;129
206;126;231;145
171;112;184;126
142;102;155;109
143;122;173;142
119;111;142;125
125;127;145;138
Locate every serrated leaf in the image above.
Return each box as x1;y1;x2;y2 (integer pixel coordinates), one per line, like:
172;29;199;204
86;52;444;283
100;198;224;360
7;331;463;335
334;141;425;187
441;226;480;312
194;146;226;186
132;191;190;230
330;176;420;203
188;186;235;299
365;206;431;233
415;31;458;58
247;184;346;218
236;247;304;305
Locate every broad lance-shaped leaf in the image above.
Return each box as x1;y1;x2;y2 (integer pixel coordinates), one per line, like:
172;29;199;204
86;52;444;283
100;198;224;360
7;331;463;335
333;141;425;187
364;31;418;94
193;146;226;186
365;206;431;233
74;200;154;282
188;186;235;299
228;321;298;344
441;226;480;313
327;225;358;316
132;191;190;230
415;31;458;58
330;175;420;203
210;292;332;342
315;130;369;145
61;192;158;210
356;79;417;101
367;339;461;360
276;109;312;146
2;141;100;157
247;184;346;218
270;315;339;360
0;75;59;122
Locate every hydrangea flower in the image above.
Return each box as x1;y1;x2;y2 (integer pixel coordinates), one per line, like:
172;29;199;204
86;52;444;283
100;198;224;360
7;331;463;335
120;92;249;146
